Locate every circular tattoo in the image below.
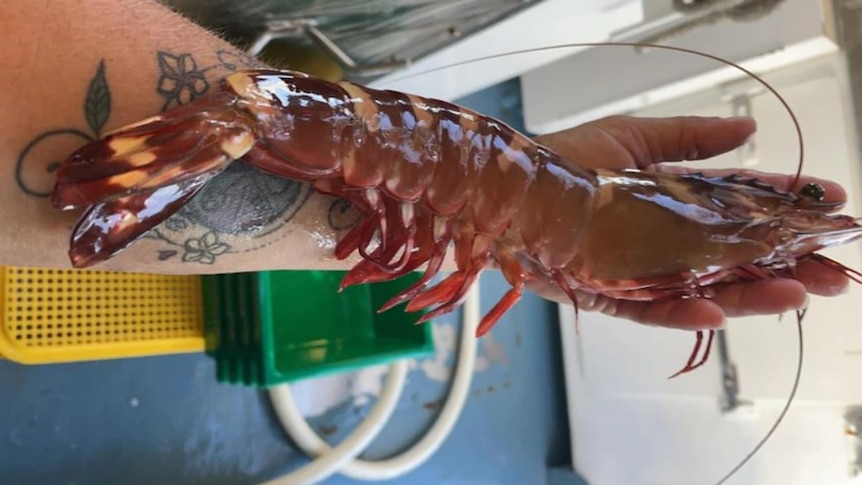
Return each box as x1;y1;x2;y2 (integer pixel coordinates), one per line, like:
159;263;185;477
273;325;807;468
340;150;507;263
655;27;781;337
180;162;305;235
151;162;313;263
328;198;362;230
15;129;94;197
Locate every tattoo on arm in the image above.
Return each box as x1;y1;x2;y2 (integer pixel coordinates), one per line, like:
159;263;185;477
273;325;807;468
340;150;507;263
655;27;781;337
145;162;312;264
154;49;263;110
147;49;314;264
12;47;317;266
14;60;109;197
328;198;361;231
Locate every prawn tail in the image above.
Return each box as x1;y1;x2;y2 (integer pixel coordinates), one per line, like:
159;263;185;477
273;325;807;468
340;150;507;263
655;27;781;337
51;90;256;211
67;176;211;268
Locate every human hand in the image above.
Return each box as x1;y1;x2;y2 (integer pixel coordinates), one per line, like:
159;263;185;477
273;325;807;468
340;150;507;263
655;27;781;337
529;115;849;330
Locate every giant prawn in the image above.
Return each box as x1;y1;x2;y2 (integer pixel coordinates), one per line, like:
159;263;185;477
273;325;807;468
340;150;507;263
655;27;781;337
49;42;862;483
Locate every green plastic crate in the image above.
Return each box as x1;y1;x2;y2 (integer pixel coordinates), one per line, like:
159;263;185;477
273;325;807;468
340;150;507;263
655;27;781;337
202;270;434;387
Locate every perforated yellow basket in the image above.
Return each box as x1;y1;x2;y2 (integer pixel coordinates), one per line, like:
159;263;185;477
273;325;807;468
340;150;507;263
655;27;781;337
0;266;206;364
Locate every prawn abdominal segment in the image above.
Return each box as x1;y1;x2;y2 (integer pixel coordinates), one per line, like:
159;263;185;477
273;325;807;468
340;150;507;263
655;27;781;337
51;69;862;379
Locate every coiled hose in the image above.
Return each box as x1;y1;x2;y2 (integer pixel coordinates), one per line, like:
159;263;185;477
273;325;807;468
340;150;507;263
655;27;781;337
258;281;481;485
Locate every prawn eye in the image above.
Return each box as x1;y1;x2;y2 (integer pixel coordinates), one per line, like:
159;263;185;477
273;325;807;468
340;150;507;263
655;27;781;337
800;183;825;201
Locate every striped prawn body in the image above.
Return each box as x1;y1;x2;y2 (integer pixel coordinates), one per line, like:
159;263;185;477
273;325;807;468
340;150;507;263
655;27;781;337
51;69;862;372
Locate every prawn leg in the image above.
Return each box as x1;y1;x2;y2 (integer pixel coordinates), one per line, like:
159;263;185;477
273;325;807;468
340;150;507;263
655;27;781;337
668;330;716;379
476;251;527;337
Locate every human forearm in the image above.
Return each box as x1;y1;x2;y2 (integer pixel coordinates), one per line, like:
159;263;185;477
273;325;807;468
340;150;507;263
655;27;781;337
0;0;355;273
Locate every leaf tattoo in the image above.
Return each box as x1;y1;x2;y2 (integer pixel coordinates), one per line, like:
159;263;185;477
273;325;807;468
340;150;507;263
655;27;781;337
16;60;107;197
84;60;111;137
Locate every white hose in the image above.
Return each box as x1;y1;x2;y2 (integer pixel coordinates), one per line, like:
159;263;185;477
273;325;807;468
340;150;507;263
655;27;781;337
261;281;481;484
259;360;408;485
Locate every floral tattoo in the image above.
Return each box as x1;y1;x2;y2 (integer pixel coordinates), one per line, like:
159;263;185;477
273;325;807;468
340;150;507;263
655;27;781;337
145;50;311;265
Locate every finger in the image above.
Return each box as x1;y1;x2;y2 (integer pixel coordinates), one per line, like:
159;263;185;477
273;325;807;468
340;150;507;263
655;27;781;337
601;297;726;330
524;278;570;305
709;279;808;318
526;267;848;330
525;279;726;330
591;115;757;166
796;258;850;296
654;165;848;205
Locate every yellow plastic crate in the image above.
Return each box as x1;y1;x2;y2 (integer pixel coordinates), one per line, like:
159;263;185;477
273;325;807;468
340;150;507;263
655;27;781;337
0;266;206;364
